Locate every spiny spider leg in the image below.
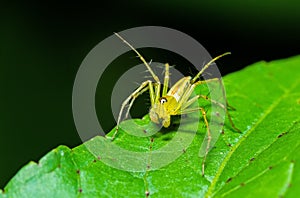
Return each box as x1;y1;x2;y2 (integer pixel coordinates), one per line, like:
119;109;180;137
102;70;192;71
178;107;210;176
112;80;154;140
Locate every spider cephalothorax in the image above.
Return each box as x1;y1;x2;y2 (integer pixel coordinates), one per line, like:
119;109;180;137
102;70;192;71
149;96;178;127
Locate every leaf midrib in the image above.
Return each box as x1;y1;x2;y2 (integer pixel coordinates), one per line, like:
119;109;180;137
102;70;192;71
219;120;300;197
205;79;300;198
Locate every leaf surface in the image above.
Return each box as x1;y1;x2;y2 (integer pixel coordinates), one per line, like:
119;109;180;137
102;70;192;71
1;56;300;198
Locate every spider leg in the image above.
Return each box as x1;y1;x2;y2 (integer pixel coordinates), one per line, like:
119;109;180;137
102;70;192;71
179;107;211;176
114;33;161;84
181;94;226;116
197;95;240;132
174;77;240;175
172;76;224;113
191;52;231;83
162;63;170;96
125;86;150;118
194;78;241;133
114;33;161;103
111;80;155;140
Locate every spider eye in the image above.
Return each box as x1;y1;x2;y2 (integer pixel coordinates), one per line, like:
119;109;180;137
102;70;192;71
160;97;167;104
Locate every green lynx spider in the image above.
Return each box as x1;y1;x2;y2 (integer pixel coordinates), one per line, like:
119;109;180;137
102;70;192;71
111;32;240;175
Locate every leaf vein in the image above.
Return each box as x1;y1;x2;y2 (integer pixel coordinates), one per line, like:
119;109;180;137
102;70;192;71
206;80;299;198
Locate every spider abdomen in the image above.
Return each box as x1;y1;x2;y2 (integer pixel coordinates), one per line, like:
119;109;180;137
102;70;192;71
167;76;192;102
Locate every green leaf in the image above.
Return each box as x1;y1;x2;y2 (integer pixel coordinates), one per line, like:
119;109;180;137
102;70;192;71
1;55;300;198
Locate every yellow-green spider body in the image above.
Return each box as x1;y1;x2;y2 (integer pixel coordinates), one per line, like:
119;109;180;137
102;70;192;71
112;33;240;176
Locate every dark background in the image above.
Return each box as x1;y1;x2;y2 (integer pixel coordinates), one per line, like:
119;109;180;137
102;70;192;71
1;1;300;188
